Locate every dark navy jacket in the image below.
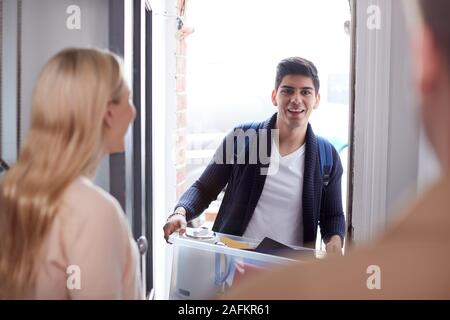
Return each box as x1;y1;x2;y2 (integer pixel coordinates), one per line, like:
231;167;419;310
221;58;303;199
176;113;346;248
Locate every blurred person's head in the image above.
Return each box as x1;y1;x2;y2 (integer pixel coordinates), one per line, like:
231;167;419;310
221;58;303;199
411;0;450;170
272;57;320;131
0;48;135;298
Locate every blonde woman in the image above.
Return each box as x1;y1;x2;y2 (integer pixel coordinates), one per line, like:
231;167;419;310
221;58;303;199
0;48;142;299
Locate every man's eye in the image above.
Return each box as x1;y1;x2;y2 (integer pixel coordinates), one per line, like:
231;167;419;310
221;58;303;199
301;90;312;96
281;89;294;95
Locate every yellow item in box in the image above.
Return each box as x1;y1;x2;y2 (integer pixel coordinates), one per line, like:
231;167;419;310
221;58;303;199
219;236;254;250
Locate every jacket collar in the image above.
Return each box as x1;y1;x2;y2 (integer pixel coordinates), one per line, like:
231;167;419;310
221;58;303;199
264;112;277;130
265;112;316;150
258;112;320;245
241;113;319;235
303;121;319;245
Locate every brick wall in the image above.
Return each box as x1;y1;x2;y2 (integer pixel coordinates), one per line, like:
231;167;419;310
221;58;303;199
175;0;188;199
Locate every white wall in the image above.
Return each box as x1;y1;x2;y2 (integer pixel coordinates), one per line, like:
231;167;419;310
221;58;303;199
385;0;420;218
417;129;441;192
152;0;178;300
1;0;18;164
19;0;110;190
352;0;421;245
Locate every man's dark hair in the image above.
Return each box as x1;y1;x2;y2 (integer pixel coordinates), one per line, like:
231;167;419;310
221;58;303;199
419;0;450;69
275;57;320;94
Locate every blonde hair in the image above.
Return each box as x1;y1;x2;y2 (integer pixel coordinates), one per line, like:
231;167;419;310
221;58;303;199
0;48;125;298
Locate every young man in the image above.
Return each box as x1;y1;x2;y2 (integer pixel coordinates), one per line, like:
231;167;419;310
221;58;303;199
226;0;450;299
164;57;345;253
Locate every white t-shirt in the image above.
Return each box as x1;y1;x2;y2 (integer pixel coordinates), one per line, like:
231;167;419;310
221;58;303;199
243;141;305;246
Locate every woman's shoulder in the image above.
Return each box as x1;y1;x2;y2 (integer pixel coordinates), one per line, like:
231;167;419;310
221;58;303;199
49;177;141;299
61;176;126;226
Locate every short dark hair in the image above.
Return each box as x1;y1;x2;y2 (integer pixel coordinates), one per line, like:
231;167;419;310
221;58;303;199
275;57;320;94
419;0;450;69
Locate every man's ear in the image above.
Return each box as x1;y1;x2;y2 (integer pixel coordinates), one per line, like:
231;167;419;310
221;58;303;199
314;93;320;109
103;102;115;129
271;89;277;106
418;25;441;97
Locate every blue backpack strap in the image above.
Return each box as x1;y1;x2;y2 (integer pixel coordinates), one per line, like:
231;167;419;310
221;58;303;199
238;122;258;131
317;136;333;187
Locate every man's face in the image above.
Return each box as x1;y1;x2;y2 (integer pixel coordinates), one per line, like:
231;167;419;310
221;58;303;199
272;74;320;130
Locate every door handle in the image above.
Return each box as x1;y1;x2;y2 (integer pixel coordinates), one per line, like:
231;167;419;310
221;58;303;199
0;158;9;173
137;236;148;297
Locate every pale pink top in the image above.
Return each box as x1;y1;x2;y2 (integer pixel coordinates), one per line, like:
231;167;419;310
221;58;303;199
32;177;143;299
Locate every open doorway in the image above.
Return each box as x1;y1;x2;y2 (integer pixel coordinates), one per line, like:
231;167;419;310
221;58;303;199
178;0;352;251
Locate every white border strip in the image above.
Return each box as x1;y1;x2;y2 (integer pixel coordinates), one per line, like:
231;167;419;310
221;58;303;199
352;0;392;245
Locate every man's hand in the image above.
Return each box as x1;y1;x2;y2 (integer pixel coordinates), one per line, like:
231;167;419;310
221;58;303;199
163;209;187;243
325;235;343;255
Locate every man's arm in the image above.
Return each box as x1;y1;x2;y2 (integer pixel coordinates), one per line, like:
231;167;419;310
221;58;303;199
163;131;236;241
175;129;237;221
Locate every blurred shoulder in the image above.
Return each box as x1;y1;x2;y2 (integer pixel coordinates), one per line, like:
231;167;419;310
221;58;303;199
61;176;126;225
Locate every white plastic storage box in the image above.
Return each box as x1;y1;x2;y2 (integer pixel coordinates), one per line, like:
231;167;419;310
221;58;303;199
168;229;320;300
